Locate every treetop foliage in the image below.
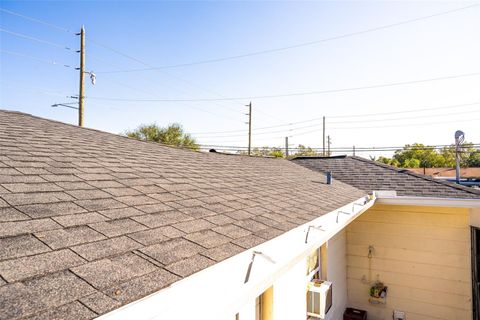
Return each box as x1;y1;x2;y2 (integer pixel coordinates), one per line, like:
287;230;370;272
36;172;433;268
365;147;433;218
125;123;199;151
377;143;480;168
237;144;323;158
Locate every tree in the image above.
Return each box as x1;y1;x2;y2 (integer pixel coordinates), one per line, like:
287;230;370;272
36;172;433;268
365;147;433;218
391;144;445;168
125;123;199;150
467;150;480;167
294;144;319;157
373;142;480;168
238;146;285;158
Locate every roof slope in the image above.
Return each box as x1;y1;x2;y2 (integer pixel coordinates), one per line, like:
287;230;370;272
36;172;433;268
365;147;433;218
292;155;480;199
0;110;365;320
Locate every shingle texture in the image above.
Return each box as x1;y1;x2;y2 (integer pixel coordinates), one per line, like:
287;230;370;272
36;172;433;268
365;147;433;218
0;110;364;319
293;155;480;199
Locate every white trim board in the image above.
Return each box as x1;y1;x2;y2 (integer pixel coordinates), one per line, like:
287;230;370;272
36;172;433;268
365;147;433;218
376;195;480;208
98;195;374;320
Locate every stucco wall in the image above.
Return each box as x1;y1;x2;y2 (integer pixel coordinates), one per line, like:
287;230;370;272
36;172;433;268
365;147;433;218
325;229;348;320
273;258;308;320
272;229;348;320
237;229;349;320
346;204;472;320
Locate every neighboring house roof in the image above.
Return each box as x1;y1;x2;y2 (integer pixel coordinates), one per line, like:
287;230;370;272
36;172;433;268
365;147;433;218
292;155;480;199
0;110;365;320
407;167;480;179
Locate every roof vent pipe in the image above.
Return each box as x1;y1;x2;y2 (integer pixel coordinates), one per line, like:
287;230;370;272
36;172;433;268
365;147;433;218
326;171;333;185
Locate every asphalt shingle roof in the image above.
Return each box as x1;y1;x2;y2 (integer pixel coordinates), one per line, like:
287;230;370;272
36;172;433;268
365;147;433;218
292;155;480;199
0;110;365;319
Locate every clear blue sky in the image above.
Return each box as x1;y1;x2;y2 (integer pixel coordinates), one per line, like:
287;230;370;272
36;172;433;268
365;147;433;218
1;1;479;157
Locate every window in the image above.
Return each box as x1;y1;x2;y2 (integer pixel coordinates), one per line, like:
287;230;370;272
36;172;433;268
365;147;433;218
307;243;327;280
306;248;320;276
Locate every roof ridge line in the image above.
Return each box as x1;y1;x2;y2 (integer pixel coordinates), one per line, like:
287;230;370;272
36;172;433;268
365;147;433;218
0;108;294;161
0;108;205;155
350;156;480;196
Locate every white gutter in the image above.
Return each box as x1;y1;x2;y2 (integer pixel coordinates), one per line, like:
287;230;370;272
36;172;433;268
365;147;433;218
374;191;480;208
98;194;375;320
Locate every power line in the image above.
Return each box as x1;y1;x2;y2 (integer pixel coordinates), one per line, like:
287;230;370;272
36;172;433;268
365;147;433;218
190;101;480;135
198;143;480;150
88;38;278;119
0;28;72;50
87;50;246;123
86;39;287;124
289;117;480;137
1;8;250;122
94;4;479;73
0;8;72;33
0;9;276;123
194;108;480;139
196;144;480;155
1;7;276;120
0;82;74;98
198;116;480;144
0;49;73;68
95;4;479;73
86;72;480;102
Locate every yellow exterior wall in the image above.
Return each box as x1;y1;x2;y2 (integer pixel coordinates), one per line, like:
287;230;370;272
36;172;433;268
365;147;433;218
260;286;274;320
346;204;472;320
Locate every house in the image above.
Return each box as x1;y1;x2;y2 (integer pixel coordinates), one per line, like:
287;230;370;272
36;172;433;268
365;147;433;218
293;155;480;319
0;110;479;320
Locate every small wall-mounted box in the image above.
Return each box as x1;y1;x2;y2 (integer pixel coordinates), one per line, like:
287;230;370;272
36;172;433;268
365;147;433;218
343;308;367;320
393;310;406;320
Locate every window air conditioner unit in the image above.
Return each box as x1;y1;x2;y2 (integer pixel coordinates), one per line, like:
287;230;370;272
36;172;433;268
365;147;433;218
307;280;332;319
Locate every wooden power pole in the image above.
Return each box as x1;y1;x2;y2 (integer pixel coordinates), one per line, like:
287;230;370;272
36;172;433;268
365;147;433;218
285;136;289;158
77;26;85;127
322;116;326;156
247;102;252;156
327;135;331;156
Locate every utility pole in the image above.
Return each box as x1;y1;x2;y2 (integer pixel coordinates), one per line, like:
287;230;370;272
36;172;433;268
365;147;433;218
77;26;85;127
285;136;289;158
353;145;356;156
327;135;331;156
247;102;252;156
322;116;326;156
52;26;95;123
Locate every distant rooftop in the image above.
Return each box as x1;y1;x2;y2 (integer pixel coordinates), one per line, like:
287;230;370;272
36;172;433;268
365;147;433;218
292;155;480;199
407;167;480;179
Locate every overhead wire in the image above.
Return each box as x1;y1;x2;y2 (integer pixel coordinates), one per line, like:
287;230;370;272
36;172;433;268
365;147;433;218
0;28;72;50
87;39;282;121
0;8;72;33
287;117;480;138
196;143;480;151
193;108;480;139
197;116;480;144
86;39;289;126
94;3;480;73
86;55;246;123
190;101;480;135
0;7;249;122
86;72;480;102
3;6;479;138
0;9;248;122
0;49;73;68
0;82;75;98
